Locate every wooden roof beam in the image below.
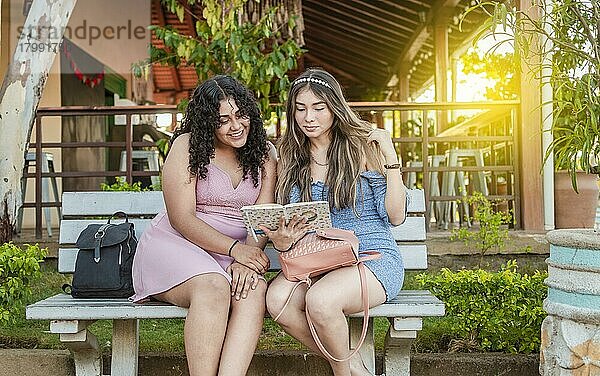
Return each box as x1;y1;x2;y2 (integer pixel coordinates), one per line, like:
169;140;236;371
303;17;400;49
306;47;386;84
306;39;389;73
302;6;399;45
304;0;408;38
303;54;369;86
324;0;416;34
351;0;416;25
377;0;421;15
393;0;462;71
304;30;394;63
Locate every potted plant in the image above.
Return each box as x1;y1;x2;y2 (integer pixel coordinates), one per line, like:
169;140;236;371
470;0;599;228
539;0;600;228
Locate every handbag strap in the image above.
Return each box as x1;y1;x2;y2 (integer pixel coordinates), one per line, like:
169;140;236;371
305;262;370;363
273;278;311;322
358;251;381;262
273;252;380;324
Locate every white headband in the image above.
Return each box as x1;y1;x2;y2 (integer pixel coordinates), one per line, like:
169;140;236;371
293;77;332;89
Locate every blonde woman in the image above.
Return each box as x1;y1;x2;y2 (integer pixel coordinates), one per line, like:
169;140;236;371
260;69;409;376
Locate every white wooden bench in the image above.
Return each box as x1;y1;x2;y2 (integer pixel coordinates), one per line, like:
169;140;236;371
26;189;444;376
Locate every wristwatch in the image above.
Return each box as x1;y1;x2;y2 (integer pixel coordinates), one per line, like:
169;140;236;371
384;163;402;170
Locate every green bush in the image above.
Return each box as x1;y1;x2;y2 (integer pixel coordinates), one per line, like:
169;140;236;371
0;242;46;324
415;260;547;353
451;192;513;267
101;177;145;192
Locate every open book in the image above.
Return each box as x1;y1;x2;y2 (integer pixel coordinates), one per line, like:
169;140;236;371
241;201;332;242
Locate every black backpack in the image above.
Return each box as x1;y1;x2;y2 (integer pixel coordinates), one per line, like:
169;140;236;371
63;212;137;298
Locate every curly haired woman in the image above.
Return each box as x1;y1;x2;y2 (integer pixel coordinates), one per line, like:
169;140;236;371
131;75;277;376
260;69;408;376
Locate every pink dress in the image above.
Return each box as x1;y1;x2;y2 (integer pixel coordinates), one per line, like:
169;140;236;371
130;163;261;303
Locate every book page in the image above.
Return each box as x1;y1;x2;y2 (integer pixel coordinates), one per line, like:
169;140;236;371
240;205;286;237
283;201;332;230
240;201;332;240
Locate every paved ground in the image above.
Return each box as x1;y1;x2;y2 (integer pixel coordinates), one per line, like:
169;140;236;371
0;349;540;376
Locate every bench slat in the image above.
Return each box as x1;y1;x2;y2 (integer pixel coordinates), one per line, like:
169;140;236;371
406;189;425;213
61;189;425;216
61;216;426;245
27;290;444;321
58;244;428;274
60;219;152;243
391;216;426;241
62;191;165;216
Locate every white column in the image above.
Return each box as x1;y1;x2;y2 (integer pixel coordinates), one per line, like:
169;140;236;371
542;0;555;230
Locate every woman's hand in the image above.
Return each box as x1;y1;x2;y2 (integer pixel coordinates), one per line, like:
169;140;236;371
368;128;398;164
230;243;270;274
226;262;260;300
259;215;311;251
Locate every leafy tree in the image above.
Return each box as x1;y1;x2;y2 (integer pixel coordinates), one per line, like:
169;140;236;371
461;48;518;100
468;0;600;189
135;0;304;116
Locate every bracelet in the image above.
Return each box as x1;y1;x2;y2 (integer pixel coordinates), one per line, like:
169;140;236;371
228;240;239;257
273;240;294;253
384;163;402;170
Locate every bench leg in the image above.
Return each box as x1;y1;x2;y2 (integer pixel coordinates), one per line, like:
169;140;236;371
111;319;139;376
383;327;416;376
349;317;375;374
60;329;103;376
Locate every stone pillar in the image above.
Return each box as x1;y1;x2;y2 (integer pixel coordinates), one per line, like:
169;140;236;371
541;229;600;375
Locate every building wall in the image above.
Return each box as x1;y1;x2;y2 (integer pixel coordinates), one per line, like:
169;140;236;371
3;0;151;230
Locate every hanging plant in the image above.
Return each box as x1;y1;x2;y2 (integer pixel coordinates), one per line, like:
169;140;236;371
133;0;304;117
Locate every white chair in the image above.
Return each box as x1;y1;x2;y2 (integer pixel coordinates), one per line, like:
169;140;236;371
428;155;445;226
405;161;422;189
440;149;489;229
17;152;61;237
406;156;446;226
119;150;161;186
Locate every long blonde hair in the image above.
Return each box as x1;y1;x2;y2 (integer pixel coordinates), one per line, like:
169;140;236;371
277;69;384;210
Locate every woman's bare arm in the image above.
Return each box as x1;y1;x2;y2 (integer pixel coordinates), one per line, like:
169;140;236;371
245;142;278;249
162;134;238;254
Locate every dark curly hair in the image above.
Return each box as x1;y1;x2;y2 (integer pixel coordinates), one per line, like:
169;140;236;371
171;75;269;187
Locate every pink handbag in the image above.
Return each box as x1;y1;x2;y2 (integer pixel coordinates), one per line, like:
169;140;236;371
275;228;380;362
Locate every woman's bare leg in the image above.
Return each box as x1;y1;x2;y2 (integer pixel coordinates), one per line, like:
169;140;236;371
265;273;323;354
218;280;267;376
304;266;386;376
155;273;231;376
266;268;386;376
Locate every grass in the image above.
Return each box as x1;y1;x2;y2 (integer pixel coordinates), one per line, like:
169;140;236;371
1;264;426;353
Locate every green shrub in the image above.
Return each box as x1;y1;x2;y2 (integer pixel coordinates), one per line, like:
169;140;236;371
451;192;513;267
415;260;547;353
0;242;46;324
101;177;145;192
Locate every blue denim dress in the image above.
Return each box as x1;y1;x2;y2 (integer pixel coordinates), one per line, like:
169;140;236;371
289;171;407;301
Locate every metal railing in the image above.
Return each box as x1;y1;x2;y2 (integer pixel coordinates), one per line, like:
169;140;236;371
26;105;178;237
25;101;520;237
349;101;520;229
